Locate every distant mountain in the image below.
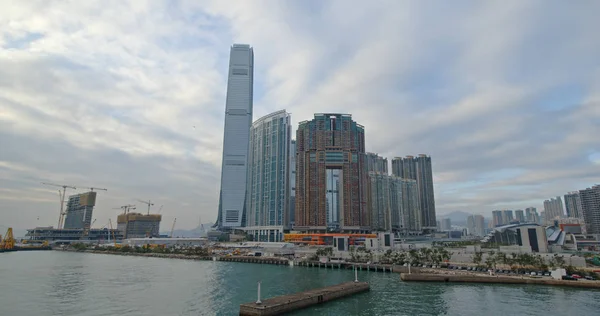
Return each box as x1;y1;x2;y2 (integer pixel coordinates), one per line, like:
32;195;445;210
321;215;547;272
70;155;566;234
160;222;215;238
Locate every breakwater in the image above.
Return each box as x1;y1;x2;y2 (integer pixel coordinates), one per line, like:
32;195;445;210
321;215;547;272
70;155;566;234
400;273;600;289
239;282;370;316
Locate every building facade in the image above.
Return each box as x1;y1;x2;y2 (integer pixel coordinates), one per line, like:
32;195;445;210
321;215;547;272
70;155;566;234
543;196;564;223
295;113;368;232
216;44;254;230
244;110;291;242
391;154;437;230
367;172;391;232
440;218;451;231
564;191;584;219
63;191;97;230
366;152;388;174
579;185;600;235
289;139;297;228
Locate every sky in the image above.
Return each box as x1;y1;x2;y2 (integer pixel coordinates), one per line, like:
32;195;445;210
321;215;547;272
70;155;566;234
1;0;600;233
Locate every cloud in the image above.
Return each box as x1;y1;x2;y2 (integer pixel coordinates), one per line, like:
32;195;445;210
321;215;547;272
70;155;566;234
1;0;599;231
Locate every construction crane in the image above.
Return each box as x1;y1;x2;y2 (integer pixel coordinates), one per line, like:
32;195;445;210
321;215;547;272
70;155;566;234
113;204;136;214
170;218;177;238
42;182;76;229
137;199;154;215
80;219;96;239
108;219;117;247
77;186;108;192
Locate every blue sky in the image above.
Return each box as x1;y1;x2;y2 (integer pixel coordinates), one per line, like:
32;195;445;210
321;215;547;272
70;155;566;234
1;0;599;231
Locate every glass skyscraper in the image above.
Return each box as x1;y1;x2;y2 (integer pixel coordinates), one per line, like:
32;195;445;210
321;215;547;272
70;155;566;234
216;44;254;229
245;110;291;241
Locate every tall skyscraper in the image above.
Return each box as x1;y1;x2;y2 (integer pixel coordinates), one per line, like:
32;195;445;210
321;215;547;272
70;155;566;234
467;214;485;237
515;209;525;222
367;172;391;231
543;196;564;223
579;185;600;234
525;207;538;223
366;152;388;174
216;44;254;230
289;139;297;228
295;113;368;232
492;210;503;227
564;191;584;219
245;110;291;241
63;191;97;229
502;210;514;224
391;154;437;230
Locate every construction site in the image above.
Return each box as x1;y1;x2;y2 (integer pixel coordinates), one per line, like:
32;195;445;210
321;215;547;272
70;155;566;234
19;182;167;245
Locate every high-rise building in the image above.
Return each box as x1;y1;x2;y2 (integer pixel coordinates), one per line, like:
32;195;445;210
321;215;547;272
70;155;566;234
441;218;451;231
467;214;485;237
502;210;514;224
63;191;97;229
295;113;368;232
515;210;525;223
543;196;564;223
216;44;254;230
564;191;584;219
367;172;420;234
289;139;297;228
525;207;538;223
391;155;437;230
579;185;600;234
245;110;291;241
492;210;503;227
367;172;391;231
366;153;388;174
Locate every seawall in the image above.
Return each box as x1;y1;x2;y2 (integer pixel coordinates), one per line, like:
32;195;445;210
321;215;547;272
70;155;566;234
400;273;600;289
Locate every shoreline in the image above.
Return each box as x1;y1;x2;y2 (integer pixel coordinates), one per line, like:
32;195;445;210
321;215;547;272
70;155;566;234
400;272;600;289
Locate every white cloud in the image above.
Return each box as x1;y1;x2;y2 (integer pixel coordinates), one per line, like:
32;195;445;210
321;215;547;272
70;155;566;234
1;0;599;230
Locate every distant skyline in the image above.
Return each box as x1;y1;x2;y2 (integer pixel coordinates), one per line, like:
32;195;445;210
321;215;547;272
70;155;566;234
1;1;600;230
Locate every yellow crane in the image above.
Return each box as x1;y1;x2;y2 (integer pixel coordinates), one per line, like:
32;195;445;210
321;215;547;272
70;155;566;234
0;228;15;250
42;182;76;229
108;219;118;247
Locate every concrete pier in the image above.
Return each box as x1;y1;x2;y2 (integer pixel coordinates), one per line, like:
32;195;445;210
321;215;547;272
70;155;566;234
400;273;600;289
239;281;370;316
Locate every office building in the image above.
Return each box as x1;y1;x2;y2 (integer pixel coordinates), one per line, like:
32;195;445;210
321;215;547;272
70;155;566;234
289;139;297;228
467;214;485;237
63;191;97;229
543;196;564;223
515;210;525;223
366;152;388;174
502;210;514;224
492;210;503;227
216;44;254;230
245;110;292;242
579;185;600;234
391;154;437;230
295;113;368;232
564;191;584;219
117;213;162;239
367;173;421;234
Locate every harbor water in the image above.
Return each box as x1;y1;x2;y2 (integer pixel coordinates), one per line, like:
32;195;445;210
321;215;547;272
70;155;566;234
1;251;598;316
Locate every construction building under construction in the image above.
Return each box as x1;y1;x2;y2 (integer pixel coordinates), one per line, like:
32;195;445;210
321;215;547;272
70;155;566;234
117;213;162;239
63;191;97;229
25;227;123;243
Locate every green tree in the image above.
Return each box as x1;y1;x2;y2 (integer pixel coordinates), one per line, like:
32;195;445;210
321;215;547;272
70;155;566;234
473;251;483;266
